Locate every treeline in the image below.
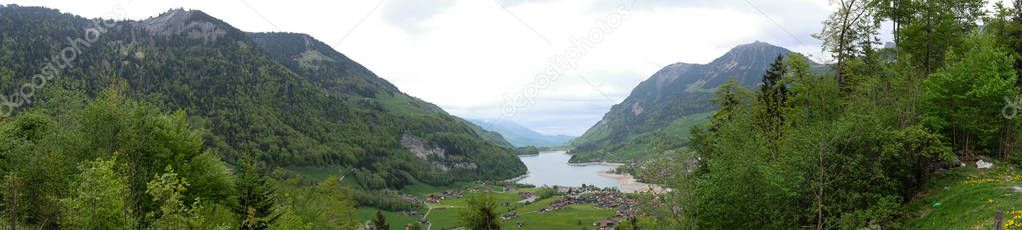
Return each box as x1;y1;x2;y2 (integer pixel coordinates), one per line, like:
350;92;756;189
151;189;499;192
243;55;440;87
0;83;360;229
643;0;1022;229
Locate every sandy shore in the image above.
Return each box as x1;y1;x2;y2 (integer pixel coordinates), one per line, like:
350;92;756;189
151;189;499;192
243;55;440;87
568;161;625;167
597;170;669;194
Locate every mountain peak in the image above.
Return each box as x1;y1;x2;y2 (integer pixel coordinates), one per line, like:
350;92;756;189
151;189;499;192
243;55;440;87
707;41;791;68
726;41;787;55
137;8;234;42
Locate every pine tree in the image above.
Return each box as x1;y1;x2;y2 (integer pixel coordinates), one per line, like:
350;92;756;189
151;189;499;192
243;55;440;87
235;157;278;230
373;211;389;230
710;78;745;132
757;55;790;154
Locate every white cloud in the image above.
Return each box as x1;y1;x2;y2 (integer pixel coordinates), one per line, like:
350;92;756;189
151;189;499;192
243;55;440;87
4;0;838;136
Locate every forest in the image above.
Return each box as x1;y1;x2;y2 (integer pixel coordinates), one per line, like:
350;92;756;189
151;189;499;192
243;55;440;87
635;0;1022;229
0;5;524;229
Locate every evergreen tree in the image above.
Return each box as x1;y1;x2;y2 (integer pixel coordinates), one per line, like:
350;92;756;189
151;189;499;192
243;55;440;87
309;176;359;229
372;211;389;230
710;78;745;130
757;55;790;152
460;193;500;230
235;157;278;230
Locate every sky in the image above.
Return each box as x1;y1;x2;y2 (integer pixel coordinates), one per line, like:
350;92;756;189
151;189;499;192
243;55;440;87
4;0;842;136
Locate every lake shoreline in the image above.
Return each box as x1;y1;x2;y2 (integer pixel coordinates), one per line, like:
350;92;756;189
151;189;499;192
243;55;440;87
596;170;669;194
567;161;625;167
515;151;666;194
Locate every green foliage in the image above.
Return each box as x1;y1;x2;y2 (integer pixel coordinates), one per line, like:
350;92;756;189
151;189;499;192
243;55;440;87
306;177;360;229
373;211;389;230
897;0;985;73
460;193;500;230
656;47;958;229
923;31;1017;156
269;204;313;230
535;187;559;200
0;6;525;193
146;167;205;230
236;158;279;230
59;159;136;229
272;176;360;230
756;55;791;152
195;201;240;230
514;146;540;155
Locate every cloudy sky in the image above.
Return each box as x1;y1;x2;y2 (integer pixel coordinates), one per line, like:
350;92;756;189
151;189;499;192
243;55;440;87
6;0;841;136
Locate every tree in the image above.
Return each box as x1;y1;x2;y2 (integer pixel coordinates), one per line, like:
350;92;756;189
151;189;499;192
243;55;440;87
923;31;1018;157
146;167;205;230
372;211;389;230
235;158;278;230
875;0;916;45
815;0;880;89
757;55;791;153
269;203;312;230
899;0;985;74
710;78;744;130
2;174;22;230
460;193;500;230
987;0;1022;85
309;176;359;229
59;159;136;229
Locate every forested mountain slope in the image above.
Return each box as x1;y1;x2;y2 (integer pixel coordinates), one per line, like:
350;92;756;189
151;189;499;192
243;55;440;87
0;6;525;189
570;41;814;162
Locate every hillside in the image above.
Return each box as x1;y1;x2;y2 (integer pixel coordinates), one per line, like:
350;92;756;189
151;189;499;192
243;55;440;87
468;119;574;147
570;41;811;162
0;6;525;189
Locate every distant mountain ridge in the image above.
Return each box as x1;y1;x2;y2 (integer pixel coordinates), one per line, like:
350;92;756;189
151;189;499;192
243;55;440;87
570;41;817;162
468;119;575;147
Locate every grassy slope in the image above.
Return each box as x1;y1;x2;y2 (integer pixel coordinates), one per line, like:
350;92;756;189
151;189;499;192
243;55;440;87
901;163;1022;229
569;112;711;163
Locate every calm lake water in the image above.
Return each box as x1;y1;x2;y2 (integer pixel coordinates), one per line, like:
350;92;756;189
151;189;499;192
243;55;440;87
515;151;621;189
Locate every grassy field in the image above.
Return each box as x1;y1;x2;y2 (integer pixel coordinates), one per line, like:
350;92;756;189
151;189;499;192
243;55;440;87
287;165;622;229
356;187;617;230
355;207;424;229
901;163;1022;229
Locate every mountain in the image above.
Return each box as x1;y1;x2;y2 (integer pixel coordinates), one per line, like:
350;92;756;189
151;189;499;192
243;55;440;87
570;41;815;162
468;119;575;147
0;6;525;189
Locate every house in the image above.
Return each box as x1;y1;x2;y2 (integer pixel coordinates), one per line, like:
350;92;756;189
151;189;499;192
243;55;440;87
595;219;620;230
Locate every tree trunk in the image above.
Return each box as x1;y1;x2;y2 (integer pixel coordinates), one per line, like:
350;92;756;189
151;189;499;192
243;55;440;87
9;177;17;230
816;143;825;230
924;0;933;75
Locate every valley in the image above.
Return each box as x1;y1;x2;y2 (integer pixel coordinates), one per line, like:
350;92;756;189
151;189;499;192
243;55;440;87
348;150;650;230
2;1;1021;229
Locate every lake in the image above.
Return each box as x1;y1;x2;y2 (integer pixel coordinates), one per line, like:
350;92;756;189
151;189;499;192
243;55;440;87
515;151;622;189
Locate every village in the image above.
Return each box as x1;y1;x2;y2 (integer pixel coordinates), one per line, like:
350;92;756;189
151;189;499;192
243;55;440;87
381;183;642;229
